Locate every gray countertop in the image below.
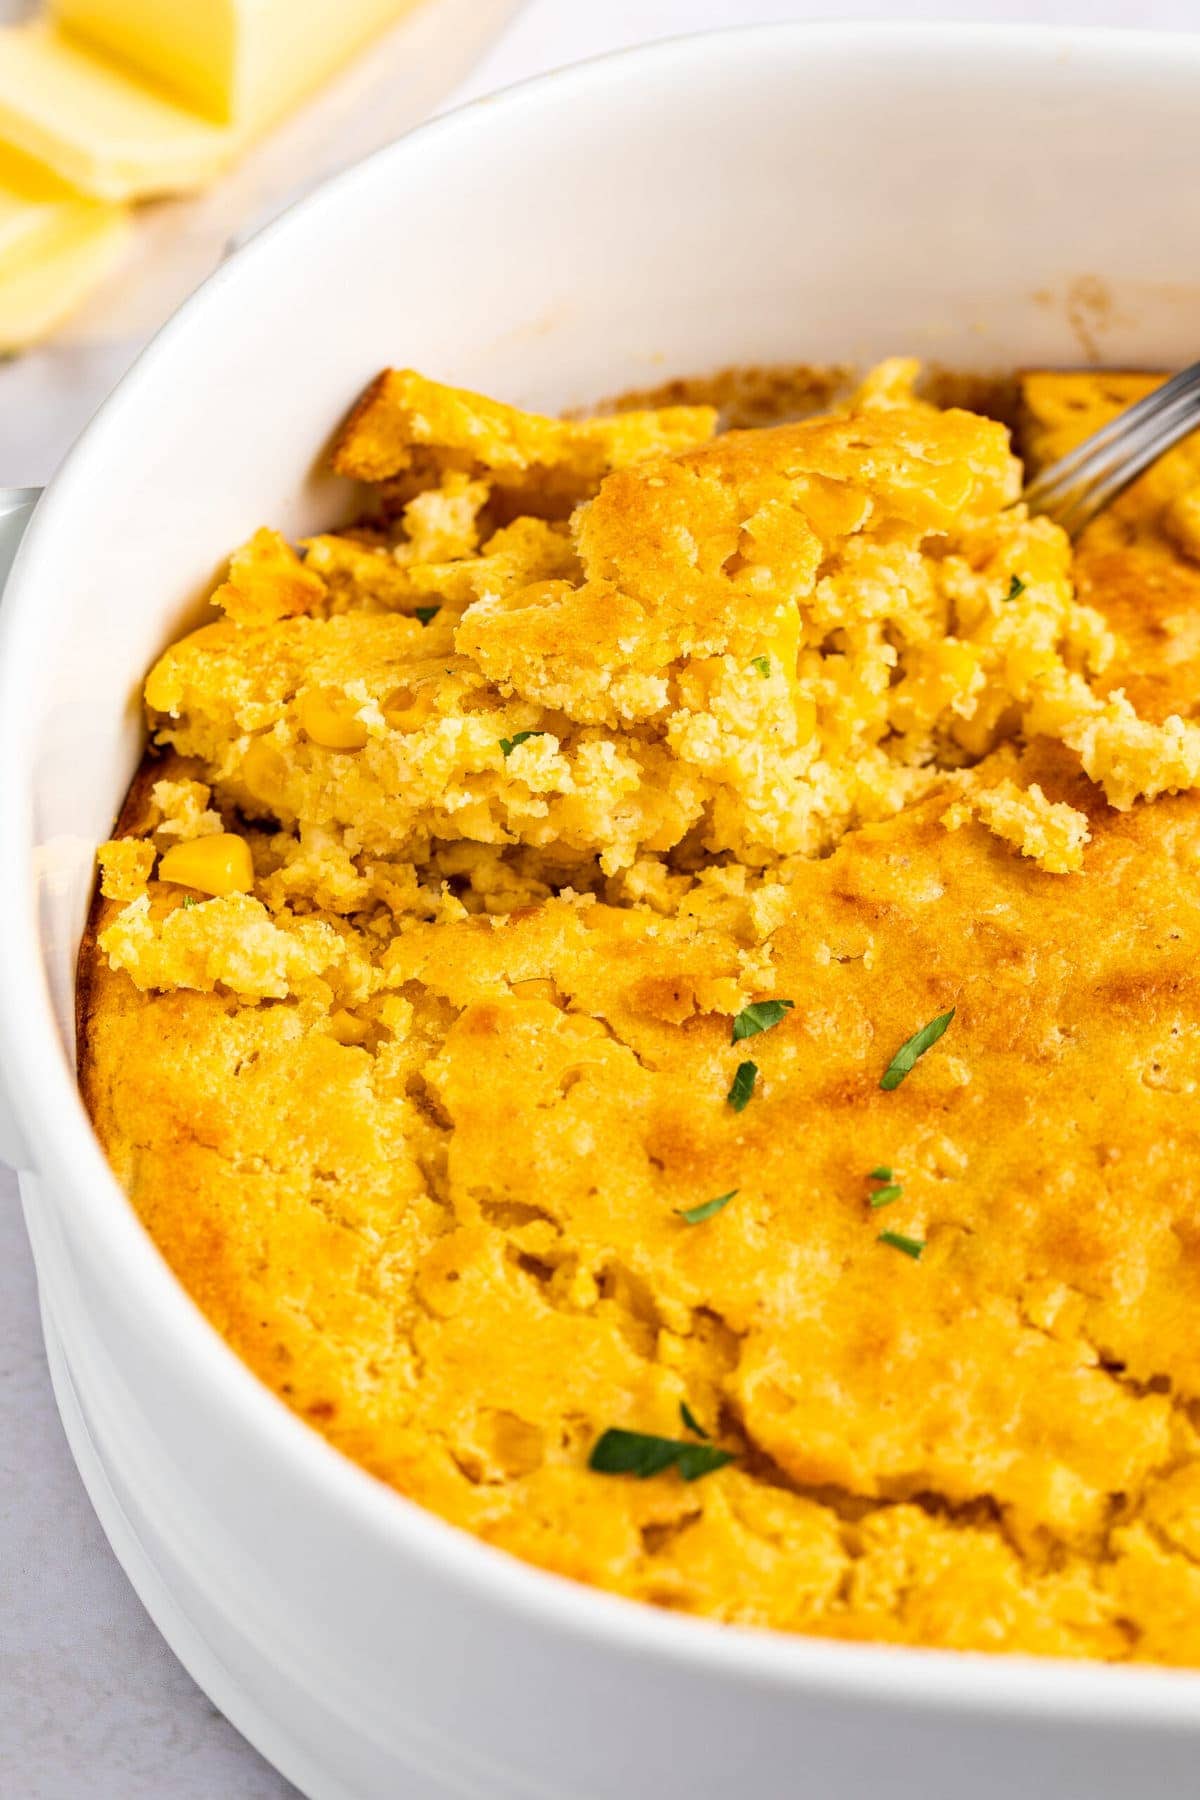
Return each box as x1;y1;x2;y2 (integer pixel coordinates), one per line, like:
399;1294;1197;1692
0;1179;297;1798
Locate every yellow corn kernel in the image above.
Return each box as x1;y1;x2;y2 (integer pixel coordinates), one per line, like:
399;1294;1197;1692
792;693;818;743
487;1410;545;1477
889;639;981;735
1008;537;1071;590
297;687;368;750
760;606;801;679
929;639;979;690
158;833;254;897
1163;486;1200;564
240;733;288;797
377;995;413;1039
511;977;559;1005
1005;642;1059;692
382;682;435;732
329;1009;368;1046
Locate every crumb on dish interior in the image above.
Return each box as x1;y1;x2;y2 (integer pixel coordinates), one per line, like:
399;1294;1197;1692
79;358;1200;1662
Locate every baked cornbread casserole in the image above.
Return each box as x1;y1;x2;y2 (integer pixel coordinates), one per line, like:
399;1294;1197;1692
79;359;1200;1662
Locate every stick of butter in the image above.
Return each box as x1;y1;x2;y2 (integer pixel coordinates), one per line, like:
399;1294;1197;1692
0;198;130;353
0;139;111;263
0;25;235;203
51;0;420;131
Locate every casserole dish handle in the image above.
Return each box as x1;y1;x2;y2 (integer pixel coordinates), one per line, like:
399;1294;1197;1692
0;487;41;1171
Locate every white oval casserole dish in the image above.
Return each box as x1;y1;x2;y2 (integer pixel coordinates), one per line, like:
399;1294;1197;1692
5;25;1200;1799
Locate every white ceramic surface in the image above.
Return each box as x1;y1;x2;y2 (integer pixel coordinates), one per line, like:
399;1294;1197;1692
6;23;1200;1798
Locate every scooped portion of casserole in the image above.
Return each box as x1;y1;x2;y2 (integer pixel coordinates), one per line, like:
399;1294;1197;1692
79;362;1200;1662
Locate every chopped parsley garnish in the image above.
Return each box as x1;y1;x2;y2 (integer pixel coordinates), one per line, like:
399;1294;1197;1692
499;731;545;758
679;1401;710;1439
589;1427;734;1482
413;604;441;626
879;1008;955;1090
726;1060;758;1111
1006;575;1026;601
868;1166;901;1206
181;894;197;909
878;1229;924;1260
677;1189;737;1225
750;654;772;677
731;999;794;1043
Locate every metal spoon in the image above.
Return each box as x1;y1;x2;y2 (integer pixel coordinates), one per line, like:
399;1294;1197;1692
1023;360;1200;536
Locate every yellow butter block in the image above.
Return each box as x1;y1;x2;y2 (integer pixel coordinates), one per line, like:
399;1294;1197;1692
0;139;106;262
0;25;235;203
0;201;131;352
52;0;420;131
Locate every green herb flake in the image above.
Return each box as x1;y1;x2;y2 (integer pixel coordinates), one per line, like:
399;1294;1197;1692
413;604;441;626
588;1427;734;1483
869;1165;892;1181
726;1061;758;1111
679;1401;710;1440
870;1184;903;1209
878;1229;924;1261
677;1189;737;1226
750;654;772;677
731;999;794;1044
499;730;545;758
181;895;197;909
879;1008;955;1091
1006;575;1026;601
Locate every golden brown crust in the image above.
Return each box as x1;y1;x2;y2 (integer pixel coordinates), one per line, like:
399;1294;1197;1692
77;367;1200;1661
331;366;717;486
76;749;168;1084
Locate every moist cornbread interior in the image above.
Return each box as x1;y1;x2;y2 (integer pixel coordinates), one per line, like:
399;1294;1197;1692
80;362;1200;1662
